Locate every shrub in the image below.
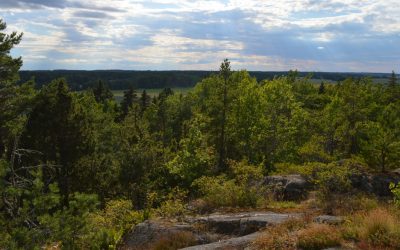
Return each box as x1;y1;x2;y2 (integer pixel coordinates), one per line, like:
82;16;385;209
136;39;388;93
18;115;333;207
154;188;188;219
321;194;379;216
312;160;366;214
390;182;400;207
192;175;245;208
192;160;266;209
272;162;316;176
297;223;342;250
88;199;143;249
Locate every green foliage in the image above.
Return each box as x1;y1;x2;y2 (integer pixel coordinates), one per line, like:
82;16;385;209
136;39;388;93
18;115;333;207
154;187;188;219
166;117;215;188
390;182;400;207
0;18;23;85
192;161;265;208
311;160;369;214
92;80;114;104
313;161;356;195
361;104;400;172
88;199;143;249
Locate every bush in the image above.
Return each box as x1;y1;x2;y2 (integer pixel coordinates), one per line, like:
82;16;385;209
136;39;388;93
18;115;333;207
192;175;246;208
297;223;342;250
192;161;266;209
390;182;400;207
154;188;188;219
88;199;143;249
271;162;316;175
312;160;366;214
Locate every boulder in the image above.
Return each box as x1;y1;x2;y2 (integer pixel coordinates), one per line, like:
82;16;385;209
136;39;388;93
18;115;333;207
350;173;400;197
262;174;311;201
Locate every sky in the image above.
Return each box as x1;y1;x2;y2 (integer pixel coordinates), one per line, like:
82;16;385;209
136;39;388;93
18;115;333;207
0;0;399;72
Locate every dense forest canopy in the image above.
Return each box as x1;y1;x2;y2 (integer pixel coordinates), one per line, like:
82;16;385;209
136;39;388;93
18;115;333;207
19;70;394;90
1;18;400;249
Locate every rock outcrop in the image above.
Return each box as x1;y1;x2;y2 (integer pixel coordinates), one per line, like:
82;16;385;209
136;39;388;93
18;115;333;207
261;172;400;200
187;212;300;236
262;174;311;201
181;232;262;250
121;211;347;250
350;173;400;197
121;212;299;249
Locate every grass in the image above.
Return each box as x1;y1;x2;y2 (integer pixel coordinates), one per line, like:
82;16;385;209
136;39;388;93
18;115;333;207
254;217;342;250
297;223;342;250
150;231;197;250
112;87;192;101
345;208;400;249
253;218;307;250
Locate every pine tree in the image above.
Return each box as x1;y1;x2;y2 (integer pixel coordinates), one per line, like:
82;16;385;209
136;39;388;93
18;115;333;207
0;19;23;86
159;87;174;99
217;59;231;172
92;80;113;103
0;19;33;158
140;89;151;114
319;81;325;94
388;70;397;88
120;86;137;119
386;70;399;103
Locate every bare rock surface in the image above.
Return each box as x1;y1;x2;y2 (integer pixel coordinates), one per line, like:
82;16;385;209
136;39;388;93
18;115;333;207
313;215;344;225
187;211;300;235
121;211;346;250
180;232;262;250
121;211;299;249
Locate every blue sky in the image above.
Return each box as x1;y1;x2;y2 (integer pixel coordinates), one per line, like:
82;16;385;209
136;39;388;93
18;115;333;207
1;0;399;72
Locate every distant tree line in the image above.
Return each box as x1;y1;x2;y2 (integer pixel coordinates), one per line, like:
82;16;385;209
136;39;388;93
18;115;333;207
18;70;394;91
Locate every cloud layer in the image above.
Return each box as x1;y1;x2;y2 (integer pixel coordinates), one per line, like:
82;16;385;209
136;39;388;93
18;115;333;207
1;0;399;72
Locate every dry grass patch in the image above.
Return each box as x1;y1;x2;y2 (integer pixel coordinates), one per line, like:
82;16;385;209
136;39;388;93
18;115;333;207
297;223;342;250
253;218;307;250
352;208;400;249
150;231;197;250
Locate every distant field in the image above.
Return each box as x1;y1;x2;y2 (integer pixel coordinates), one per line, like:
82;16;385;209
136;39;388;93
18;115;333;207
112;87;193;102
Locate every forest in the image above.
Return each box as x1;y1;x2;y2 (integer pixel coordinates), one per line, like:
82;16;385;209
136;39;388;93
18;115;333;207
19;69;392;91
1;19;400;249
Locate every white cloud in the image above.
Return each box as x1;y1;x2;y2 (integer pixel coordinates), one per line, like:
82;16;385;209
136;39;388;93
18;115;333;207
2;0;399;71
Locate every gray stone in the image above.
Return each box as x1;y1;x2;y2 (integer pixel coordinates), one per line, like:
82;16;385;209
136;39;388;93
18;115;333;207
313;215;344;225
350;173;400;197
121;212;301;249
188;212;300;235
180;232;261;250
